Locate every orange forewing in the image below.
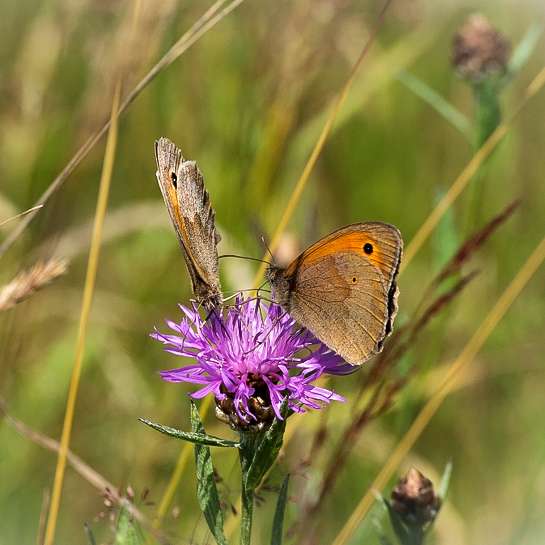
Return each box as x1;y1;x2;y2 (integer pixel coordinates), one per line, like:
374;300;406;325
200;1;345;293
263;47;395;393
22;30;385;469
286;231;394;279
160;164;188;247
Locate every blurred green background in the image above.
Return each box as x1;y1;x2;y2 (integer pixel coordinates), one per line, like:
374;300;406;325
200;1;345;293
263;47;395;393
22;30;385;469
1;0;545;544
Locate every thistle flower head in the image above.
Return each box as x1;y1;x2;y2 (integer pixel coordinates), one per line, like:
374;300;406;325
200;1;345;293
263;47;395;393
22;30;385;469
452;14;510;82
390;467;441;526
152;296;354;429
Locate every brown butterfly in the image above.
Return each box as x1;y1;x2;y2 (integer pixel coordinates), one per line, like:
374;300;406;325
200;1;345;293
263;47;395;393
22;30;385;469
154;137;222;310
267;222;403;365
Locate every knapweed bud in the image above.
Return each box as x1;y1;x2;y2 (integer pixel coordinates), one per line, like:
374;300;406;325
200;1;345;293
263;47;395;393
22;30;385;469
390;467;440;527
452;14;510;82
215;380;275;431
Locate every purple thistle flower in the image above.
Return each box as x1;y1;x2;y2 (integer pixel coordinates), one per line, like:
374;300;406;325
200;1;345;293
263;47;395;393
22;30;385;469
152;295;354;428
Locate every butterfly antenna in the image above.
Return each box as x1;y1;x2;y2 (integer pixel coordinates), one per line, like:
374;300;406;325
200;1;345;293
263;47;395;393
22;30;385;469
260;235;275;264
222;288;272;305
219;254;272;266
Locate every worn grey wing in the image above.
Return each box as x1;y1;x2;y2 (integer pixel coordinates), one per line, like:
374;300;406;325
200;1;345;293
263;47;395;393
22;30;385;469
154;137;222;309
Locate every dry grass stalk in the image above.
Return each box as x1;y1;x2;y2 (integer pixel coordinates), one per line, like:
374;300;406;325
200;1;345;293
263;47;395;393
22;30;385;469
414;271;479;334
407;198;519;325
434;199;519;284
43;83;121;545
0;258;67;311
0;204;43;229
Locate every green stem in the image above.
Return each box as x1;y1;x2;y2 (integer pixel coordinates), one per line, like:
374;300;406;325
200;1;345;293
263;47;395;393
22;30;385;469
408;526;425;545
466;78;501;230
240;483;254;545
474;80;501;149
239;431;258;545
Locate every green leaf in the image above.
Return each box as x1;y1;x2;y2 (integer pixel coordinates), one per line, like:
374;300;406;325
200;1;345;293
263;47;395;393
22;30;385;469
437;460;453;502
114;506;145;545
244;409;287;490
349;493;392;545
190;402;228;545
433;188;459;275
371;508;396;545
397;70;471;139
508;24;543;78
383;497;410;545
139;418;239;448
270;475;290;545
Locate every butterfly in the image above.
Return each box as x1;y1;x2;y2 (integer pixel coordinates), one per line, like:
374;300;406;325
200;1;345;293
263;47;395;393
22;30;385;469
267;222;403;365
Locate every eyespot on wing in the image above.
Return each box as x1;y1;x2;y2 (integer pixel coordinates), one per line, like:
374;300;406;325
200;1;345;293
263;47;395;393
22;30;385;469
285;223;402;282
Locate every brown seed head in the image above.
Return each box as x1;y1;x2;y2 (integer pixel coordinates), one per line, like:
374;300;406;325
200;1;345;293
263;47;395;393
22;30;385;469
0;258;68;312
452;14;510;81
391;467;441;526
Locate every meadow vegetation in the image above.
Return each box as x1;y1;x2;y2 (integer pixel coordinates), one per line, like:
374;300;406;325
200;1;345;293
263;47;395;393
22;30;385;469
1;1;545;544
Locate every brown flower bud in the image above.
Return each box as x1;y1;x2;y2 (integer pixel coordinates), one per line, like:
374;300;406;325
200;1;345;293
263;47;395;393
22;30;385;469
215;379;275;431
390;467;441;526
452;14;510;81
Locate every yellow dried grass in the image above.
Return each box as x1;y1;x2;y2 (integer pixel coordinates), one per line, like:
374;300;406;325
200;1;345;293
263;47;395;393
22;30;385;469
43;83;121;545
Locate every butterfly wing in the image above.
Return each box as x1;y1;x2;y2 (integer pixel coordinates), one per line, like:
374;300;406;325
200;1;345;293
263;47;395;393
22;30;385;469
281;222;402;365
155;137;222;309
